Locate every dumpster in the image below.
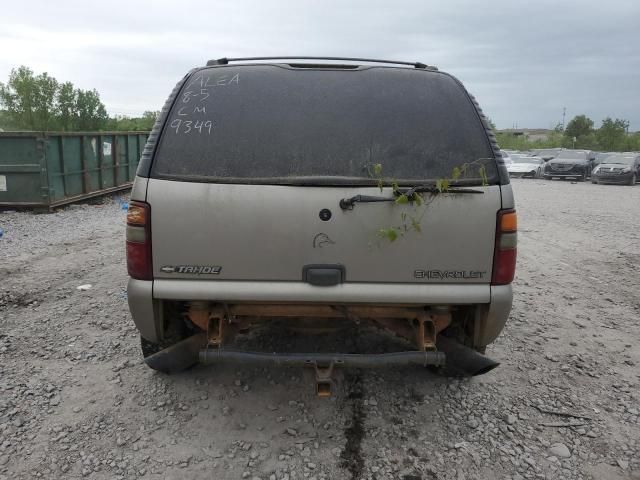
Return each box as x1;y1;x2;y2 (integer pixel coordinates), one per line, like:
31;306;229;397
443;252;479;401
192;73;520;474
0;131;148;210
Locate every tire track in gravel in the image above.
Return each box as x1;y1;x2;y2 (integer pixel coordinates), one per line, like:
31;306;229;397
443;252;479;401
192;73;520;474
340;371;365;480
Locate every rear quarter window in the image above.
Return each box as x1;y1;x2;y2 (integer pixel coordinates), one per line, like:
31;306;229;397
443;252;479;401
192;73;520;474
151;65;497;184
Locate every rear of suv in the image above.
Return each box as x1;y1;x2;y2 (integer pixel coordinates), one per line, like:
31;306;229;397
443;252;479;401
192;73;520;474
126;57;516;387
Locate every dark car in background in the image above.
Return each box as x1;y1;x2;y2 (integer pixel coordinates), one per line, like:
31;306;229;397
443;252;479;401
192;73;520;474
591;153;640;185
592;152;616;169
543;149;592;181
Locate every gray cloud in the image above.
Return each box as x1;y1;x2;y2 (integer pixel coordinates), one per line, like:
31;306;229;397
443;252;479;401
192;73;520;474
1;0;639;129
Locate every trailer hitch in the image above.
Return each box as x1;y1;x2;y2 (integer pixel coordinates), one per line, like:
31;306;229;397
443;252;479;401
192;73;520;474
199;349;446;396
313;362;336;398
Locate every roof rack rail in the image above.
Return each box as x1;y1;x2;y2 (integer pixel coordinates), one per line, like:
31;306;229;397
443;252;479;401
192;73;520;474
206;56;436;70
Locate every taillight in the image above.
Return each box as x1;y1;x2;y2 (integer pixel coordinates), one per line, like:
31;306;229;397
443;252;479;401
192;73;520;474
126;201;152;280
491;209;517;285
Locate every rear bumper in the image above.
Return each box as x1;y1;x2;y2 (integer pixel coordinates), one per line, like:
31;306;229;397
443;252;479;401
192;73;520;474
593;173;632;184
152;279;491;303
508;171;536;178
127;279;512;346
544;166;587;178
544;172;583;178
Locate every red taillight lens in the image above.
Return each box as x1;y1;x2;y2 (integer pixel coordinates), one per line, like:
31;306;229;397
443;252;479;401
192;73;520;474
492;209;517;285
126;201;152;280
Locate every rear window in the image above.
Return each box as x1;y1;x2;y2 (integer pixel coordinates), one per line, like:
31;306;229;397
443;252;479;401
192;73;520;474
151;65;497;184
604;155;636;165
556;151;588;160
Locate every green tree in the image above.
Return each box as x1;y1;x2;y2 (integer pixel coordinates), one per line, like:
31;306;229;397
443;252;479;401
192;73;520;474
140;110;159;129
597;117;629;151
564;115;594;141
56;81;78;130
0;66;59;130
0;66;110;131
626;132;640;151
76;89;108;130
106;111;158;131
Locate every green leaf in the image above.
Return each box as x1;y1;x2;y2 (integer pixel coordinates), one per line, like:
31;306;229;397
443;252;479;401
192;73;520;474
436;178;449;193
379;228;398;242
479;165;488;186
411;217;422;233
414;193;423;206
373;163;383;177
451;167;461;180
395;194;409;205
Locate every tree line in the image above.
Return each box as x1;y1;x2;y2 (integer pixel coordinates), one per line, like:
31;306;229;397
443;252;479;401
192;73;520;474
0;66;158;132
495;114;639;152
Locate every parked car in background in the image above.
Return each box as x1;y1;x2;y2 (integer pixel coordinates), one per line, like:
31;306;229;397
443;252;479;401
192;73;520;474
500;150;513;167
507;154;545;178
531;148;562;161
591;153;640;185
543;149;592;181
592;152;616;169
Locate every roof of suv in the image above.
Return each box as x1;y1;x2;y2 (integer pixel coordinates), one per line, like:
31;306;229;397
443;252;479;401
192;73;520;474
205;56;438;70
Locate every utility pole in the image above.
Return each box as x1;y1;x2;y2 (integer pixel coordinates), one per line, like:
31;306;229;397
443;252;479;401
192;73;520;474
562;107;566;129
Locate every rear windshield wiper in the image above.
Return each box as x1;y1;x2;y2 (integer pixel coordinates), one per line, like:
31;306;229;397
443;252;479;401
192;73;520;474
339;195;396;210
339;186;484;210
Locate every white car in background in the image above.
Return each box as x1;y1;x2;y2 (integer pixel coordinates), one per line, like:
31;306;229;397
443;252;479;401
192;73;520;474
507;154;545;178
500;150;513;167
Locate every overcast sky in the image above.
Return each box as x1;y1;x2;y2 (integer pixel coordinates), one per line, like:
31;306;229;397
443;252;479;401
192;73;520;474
1;0;639;130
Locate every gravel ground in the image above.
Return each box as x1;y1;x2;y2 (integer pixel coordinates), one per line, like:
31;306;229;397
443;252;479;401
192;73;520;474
1;180;639;480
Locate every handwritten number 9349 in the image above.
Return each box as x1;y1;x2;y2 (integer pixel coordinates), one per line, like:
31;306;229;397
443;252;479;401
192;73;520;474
170;119;214;135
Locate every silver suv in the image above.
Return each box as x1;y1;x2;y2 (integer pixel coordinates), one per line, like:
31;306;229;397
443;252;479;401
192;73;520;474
126;57;516;391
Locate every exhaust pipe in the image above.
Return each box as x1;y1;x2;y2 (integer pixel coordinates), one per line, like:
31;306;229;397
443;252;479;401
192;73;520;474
436;335;500;376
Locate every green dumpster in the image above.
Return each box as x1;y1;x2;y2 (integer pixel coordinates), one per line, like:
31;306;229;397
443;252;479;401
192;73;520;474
0;131;148;209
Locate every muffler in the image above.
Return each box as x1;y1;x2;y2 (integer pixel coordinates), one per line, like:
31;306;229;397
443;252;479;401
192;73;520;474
435;335;499;376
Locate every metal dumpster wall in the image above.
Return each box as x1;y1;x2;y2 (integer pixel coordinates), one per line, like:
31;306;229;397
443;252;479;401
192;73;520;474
0;134;46;206
0;132;148;209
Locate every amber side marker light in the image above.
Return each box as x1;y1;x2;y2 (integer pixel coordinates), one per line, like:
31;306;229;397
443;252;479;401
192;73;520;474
492;209;517;285
127;203;147;226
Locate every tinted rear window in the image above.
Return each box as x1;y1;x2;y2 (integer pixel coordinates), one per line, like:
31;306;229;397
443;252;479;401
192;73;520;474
556;151;588;160
152;65;496;184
